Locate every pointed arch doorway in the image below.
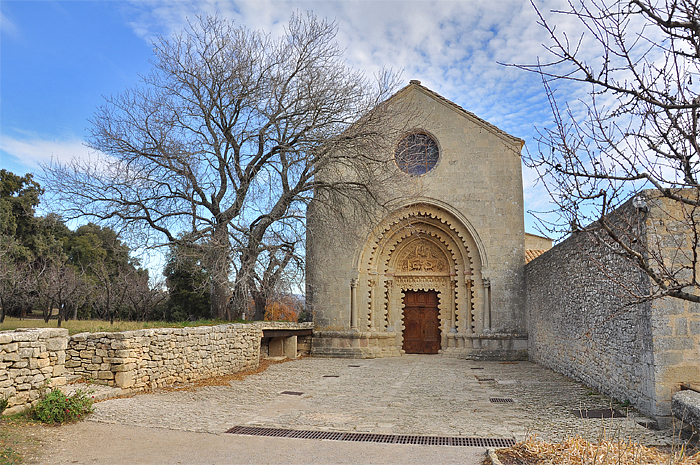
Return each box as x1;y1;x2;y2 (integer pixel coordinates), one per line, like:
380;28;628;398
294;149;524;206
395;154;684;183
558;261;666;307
402;290;441;354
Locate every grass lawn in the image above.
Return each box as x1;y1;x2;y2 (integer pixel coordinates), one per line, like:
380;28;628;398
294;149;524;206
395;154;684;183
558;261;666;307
0;316;247;335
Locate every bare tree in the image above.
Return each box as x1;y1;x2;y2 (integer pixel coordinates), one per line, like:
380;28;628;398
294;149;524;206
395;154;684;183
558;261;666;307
39;259;90;327
517;0;700;302
44;13;414;320
0;236;32;323
122;271;166;321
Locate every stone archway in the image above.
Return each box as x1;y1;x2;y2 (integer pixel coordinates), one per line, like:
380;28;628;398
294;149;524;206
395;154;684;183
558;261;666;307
353;201;487;356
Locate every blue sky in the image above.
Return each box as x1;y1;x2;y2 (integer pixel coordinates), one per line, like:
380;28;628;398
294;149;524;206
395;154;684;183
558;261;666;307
1;0;585;241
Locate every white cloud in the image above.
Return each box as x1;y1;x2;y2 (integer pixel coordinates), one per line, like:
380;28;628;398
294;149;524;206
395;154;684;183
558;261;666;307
0;135;94;169
0;10;20;39
117;0;610;234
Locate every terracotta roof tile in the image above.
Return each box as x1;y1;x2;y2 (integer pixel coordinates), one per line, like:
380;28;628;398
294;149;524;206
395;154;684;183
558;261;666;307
525;249;548;264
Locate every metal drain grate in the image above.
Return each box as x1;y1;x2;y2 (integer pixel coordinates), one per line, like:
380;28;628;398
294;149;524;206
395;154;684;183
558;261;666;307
476;376;495;381
323;375;340;378
280;391;304;396
572;408;625;419
226;426;515;448
490;398;515;403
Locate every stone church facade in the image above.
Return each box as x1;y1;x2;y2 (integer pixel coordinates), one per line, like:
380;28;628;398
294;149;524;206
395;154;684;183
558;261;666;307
307;81;529;360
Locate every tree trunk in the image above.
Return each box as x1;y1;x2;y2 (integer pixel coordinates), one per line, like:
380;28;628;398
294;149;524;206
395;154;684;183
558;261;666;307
252;291;266;321
208;226;232;320
211;277;231;320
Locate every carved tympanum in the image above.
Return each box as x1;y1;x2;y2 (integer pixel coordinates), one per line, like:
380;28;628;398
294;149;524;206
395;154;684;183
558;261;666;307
396;242;447;273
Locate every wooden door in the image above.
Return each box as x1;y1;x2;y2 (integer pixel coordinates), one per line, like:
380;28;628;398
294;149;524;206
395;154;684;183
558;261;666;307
402;290;441;354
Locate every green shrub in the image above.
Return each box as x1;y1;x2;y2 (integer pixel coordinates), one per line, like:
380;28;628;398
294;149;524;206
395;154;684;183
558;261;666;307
0;397;7;415
32;388;94;424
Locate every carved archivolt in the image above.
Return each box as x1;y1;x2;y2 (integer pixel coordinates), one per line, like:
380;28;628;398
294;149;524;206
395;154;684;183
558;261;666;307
356;202;484;342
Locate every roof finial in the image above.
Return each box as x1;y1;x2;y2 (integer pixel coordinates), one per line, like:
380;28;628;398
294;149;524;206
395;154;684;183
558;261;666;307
410;80;421;85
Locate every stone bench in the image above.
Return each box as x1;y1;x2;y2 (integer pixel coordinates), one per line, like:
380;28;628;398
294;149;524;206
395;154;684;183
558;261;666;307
671;388;700;430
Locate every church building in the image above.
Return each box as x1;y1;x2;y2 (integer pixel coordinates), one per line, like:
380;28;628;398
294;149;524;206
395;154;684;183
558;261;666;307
307;81;535;359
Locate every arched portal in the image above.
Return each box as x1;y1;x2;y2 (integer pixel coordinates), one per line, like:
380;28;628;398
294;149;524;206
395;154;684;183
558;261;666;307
353;202;487;355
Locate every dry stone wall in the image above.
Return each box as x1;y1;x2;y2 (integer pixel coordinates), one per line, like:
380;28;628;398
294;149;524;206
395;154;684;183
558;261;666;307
66;324;261;389
2;322;312;414
0;328;68;415
526;195;700;426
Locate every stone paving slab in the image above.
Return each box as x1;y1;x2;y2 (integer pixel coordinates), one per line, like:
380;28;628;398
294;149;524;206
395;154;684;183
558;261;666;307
86;356;678;446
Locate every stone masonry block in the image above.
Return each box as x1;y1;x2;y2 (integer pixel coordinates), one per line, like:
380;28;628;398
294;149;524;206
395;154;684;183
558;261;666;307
675;318;688;336
49;377;66;387
689;320;700;335
114;371;134;388
284;336;298;359
655;337;696;352
18;348;38;359
111;341;129;350
654;298;686;315
46;337;67;351
269;338;284;357
0;343;18;353
2;353;19;362
10;332;39;342
654;351;684;367
672;390;700;430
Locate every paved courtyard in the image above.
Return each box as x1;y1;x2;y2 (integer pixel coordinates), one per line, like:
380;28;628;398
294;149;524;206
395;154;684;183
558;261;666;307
87;355;675;445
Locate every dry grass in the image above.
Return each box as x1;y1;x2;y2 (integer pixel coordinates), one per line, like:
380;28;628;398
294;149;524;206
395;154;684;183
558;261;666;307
155;357;295;393
0;317;246;335
496;436;699;465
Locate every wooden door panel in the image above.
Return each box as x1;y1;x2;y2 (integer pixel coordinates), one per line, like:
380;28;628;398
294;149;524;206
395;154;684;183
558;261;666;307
422;308;441;354
402;290;441;354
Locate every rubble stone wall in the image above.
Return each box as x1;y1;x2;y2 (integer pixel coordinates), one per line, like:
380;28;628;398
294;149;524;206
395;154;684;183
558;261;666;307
2;322;313;414
526;200;658;418
0;328;68;415
65;324;262;390
526;195;700;425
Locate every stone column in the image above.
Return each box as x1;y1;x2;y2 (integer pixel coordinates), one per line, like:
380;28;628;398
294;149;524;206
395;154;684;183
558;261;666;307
385;278;393;331
350;278;358;329
449;278;457;333
368;276;377;331
465;278;473;335
482;277;491;332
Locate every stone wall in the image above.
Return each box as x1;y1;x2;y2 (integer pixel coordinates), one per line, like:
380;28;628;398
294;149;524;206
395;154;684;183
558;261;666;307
643;195;700;420
2;322;313;414
65;324;261;390
0;328;68;415
526;195;700;425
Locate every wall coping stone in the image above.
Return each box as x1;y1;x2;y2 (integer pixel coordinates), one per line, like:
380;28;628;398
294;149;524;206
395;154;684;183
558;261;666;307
672;390;700;429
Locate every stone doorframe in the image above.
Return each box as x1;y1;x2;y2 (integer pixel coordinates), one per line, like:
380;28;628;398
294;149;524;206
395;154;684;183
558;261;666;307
352;201;489;355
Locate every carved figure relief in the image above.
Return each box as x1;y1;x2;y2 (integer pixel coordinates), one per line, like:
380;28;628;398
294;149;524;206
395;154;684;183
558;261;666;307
396;242;447;274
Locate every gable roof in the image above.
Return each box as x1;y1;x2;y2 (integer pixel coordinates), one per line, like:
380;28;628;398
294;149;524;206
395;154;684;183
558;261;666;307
392;80;525;148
